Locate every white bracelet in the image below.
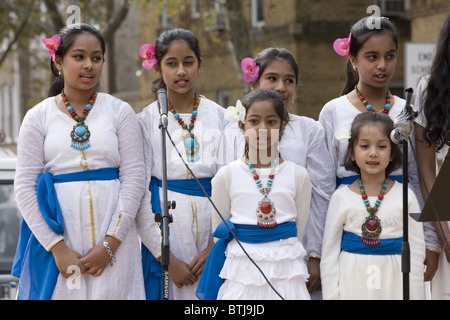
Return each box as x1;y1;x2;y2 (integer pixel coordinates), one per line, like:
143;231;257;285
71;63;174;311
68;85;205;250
102;241;116;266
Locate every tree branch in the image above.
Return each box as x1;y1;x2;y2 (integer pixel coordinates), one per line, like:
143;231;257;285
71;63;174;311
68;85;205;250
0;1;34;68
102;0;131;42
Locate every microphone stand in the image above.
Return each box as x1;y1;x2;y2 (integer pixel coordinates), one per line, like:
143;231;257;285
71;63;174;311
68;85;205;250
391;88;417;300
156;89;175;300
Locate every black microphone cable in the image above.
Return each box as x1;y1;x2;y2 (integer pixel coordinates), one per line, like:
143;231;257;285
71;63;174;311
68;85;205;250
163;128;285;300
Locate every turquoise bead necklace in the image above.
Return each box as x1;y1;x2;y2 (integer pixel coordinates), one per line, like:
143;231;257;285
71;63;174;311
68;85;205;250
355;86;392;114
169;93;201;162
62;90;97;150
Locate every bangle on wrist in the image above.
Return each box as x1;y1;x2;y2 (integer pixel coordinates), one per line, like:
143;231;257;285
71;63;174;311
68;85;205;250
443;237;450;252
103;241;116;266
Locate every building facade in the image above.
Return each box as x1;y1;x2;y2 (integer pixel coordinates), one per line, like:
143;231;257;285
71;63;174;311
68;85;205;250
137;0;424;119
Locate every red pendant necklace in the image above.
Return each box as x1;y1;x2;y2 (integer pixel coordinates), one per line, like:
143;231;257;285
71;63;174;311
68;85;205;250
249;159;278;228
358;177;388;245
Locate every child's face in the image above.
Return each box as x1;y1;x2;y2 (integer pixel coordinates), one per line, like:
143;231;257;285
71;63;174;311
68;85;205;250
156;40;202;96
55;32;104;93
351;122;393;179
252;59;297;107
243;100;283;163
350;33;397;90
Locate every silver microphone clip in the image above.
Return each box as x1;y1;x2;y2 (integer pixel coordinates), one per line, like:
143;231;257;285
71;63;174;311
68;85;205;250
390;88;417;145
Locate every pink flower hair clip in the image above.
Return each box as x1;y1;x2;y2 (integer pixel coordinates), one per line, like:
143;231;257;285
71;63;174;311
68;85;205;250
333;33;352;56
241;57;260;83
42;34;61;62
139;44;158;70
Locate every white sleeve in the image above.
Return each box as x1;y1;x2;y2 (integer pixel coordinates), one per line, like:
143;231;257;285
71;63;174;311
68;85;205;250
106;103;146;242
408;189;427;300
135;109;162;258
294;165;312;242
211;165;232;236
302;120;334;258
318;103;339;179
320;190;345;300
413;75;429;128
14;107;64;251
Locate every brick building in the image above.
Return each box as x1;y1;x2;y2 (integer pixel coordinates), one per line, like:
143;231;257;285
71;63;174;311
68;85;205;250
136;0;425;119
410;0;450;41
1;0;448;152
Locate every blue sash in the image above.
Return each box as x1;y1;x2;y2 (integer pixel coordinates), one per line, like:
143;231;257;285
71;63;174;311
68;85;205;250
141;176;212;300
336;175;403;189
341;231;402;255
196;221;297;300
12;168;119;300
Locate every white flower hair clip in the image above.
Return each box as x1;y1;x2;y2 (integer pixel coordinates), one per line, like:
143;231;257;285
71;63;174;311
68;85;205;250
224;100;246;123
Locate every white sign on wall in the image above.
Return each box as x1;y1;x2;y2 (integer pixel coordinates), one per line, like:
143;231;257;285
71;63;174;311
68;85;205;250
404;42;437;90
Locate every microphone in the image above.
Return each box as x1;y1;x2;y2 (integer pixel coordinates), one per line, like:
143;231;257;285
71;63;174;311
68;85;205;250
390;88;417;145
157;88;169;129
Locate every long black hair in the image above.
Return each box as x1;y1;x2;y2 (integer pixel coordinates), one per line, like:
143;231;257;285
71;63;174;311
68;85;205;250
47;23;106;97
341;17;398;95
422;12;450;151
150;28;202;97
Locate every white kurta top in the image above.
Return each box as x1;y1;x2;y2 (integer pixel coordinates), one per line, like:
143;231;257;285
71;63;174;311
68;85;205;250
321;182;426;300
136;95;226;300
224;114;335;258
319;95;420;192
211;159;311;300
14;93;146;299
414;75;450;300
319;95;439;250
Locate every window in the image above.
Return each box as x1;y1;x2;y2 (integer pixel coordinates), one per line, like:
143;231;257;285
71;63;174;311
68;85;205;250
161;5;171;30
252;0;265;28
204;0;225;31
191;0;200;19
374;0;410;18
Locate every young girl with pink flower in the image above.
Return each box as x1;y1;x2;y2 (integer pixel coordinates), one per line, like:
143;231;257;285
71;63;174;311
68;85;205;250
225;48;335;297
318;16;439;282
135;28;227;300
13;23;146;299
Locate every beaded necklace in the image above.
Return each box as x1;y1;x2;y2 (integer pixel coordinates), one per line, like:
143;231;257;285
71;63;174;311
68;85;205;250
249;159;278;228
169;93;200;162
355;86;392;114
358;177;388;245
61;90;97;150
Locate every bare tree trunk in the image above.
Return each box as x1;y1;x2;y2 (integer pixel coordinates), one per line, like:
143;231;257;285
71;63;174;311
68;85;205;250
223;0;253;92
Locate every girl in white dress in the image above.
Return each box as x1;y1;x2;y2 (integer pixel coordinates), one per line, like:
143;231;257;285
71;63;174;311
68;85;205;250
414;12;450;299
225;48;334;295
321;112;425;300
319;16;440;280
197;89;311;300
12;24;146;299
136;29;226;300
